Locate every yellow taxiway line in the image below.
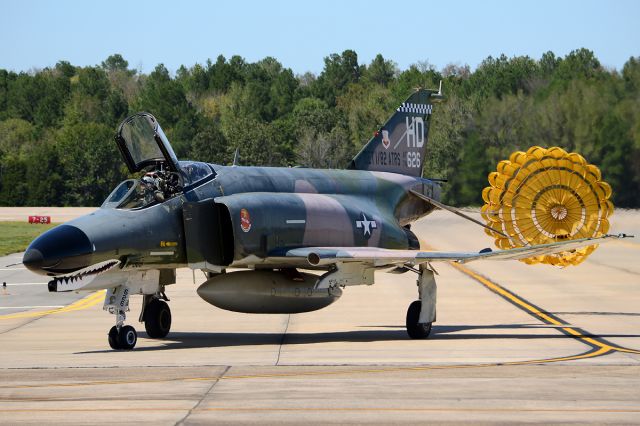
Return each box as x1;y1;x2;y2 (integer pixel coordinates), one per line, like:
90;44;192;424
449;262;640;356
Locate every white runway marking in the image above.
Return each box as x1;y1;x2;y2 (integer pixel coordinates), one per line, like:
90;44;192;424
0;268;26;271
0;306;64;309
1;283;47;286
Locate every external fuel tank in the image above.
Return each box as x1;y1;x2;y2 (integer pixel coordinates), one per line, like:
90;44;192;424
197;270;342;314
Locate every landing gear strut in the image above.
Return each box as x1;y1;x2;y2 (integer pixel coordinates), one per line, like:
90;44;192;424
104;286;138;350
406;264;437;339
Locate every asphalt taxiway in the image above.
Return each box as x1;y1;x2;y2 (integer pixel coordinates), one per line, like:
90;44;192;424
0;209;638;424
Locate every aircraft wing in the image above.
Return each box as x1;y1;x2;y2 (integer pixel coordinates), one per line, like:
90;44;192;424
285;234;630;267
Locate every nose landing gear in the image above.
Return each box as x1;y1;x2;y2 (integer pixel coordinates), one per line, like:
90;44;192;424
101;270;175;350
108;325;137;350
104;286;138;350
104;287;173;350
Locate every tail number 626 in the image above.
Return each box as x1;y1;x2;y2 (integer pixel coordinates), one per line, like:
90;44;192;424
407;151;421;168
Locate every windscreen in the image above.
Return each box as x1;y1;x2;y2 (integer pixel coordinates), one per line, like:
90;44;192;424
106;180;135;203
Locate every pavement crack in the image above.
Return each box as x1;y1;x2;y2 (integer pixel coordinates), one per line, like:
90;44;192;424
175;365;230;426
586;259;639;276
275;314;291;366
0;315;47;336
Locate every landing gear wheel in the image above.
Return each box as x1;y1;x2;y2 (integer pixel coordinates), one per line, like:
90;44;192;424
144;299;172;338
108;326;120;350
117;325;137;350
406;300;432;339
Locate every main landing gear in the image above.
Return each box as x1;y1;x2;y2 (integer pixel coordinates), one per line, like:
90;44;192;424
405;264;437;339
104;286;172;350
143;297;172;338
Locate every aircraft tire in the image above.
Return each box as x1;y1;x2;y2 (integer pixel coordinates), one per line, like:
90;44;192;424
144;299;172;339
108;326;120;350
118;325;137;350
406;300;432;339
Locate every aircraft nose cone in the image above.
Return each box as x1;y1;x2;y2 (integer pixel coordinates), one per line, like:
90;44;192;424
23;225;93;275
22;248;44;270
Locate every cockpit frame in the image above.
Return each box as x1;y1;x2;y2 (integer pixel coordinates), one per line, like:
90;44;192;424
107;112;216;211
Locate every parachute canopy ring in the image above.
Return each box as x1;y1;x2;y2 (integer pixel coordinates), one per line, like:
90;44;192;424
481;146;613;267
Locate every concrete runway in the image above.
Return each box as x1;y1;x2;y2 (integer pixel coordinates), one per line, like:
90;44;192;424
0;210;639;424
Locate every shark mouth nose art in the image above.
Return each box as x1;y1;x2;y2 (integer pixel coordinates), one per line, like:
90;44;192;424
48;260;121;292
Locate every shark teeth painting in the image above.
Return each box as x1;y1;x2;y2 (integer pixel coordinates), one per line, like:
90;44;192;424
48;260;120;292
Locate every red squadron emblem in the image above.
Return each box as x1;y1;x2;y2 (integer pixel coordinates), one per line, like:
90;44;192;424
240;208;252;232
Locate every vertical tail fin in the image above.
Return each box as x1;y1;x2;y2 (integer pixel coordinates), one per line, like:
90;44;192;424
348;88;443;177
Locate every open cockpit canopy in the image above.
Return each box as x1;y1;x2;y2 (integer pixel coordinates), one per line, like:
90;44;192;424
107;113;215;210
116;112;181;174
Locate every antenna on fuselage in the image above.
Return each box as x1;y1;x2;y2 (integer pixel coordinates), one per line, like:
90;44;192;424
232;148;240;167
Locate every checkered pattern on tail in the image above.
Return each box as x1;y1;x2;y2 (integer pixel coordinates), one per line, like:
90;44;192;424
396;103;432;115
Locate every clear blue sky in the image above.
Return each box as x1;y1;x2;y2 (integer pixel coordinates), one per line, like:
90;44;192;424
1;0;638;75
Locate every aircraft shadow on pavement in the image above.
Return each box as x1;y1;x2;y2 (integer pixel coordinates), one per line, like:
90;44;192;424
75;323;640;353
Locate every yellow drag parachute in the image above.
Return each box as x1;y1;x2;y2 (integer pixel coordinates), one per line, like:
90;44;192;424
481;146;613;267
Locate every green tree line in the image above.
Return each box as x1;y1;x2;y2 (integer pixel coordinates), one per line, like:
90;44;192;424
1;49;638;207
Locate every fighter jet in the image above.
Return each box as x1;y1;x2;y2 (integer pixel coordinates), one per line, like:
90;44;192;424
22;88;629;350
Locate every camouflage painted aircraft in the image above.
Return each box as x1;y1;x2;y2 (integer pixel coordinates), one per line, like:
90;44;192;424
22;87;629;350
